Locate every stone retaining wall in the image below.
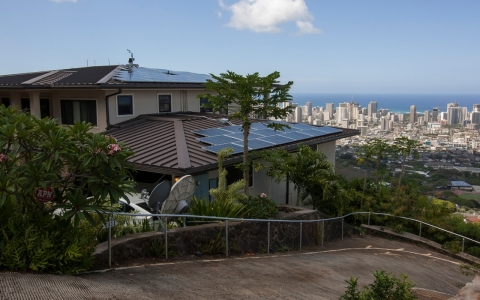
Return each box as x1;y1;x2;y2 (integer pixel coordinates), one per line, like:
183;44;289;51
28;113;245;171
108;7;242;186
93;206;356;267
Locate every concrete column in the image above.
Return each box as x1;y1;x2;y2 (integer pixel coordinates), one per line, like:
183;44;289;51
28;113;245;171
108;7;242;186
9;92;21;109
28;91;41;118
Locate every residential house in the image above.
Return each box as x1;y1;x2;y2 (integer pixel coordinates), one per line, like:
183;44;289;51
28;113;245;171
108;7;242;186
0;62;360;204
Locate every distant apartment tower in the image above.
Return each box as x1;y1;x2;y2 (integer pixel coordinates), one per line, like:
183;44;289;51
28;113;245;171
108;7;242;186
432;108;439;122
472;111;480;124
306;101;313;117
294;107;303;123
473;104;480;112
424;110;431;123
447;103;466;125
380;117;389;131
368;101;377;119
325;103;334;120
410;105;417;124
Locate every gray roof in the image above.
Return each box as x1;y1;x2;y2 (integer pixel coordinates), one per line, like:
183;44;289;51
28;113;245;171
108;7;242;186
450;181;472;187
0;65;210;89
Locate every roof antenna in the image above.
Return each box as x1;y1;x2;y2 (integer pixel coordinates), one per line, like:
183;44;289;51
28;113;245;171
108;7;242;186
126;49;139;69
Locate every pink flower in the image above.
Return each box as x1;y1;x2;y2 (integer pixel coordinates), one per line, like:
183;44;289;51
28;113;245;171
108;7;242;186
108;144;121;155
0;154;9;163
260;193;267;198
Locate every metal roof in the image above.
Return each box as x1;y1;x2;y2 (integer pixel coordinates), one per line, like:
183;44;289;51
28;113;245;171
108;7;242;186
104;113;360;175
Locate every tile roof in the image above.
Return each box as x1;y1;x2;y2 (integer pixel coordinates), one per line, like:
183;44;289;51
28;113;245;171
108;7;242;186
104;113;360;175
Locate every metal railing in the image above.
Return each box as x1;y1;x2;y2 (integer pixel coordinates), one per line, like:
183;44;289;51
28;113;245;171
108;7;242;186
103;211;480;268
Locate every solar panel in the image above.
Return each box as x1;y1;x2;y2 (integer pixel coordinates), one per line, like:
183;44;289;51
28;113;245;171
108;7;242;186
282;132;312;140
194;127;231;137
195;122;342;154
114;67;212;83
198;135;242;145
247;139;275;150
204;144;244;154
259;135;295;144
314;127;342;134
219;125;243;133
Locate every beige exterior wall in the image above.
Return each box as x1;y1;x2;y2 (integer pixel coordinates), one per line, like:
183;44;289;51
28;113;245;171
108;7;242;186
107;89;211;126
249;140;337;206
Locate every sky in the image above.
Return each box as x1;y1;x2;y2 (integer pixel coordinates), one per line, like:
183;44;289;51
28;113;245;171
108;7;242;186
1;0;479;94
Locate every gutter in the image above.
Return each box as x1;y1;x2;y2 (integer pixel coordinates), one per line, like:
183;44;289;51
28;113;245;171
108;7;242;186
105;88;122;129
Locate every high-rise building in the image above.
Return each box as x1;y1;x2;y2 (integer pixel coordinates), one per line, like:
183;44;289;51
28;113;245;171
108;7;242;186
424;110;431;123
294;107;303;123
380;117;389;131
306;101;313;117
472;111;480;124
432;108;439;122
325;103;334;120
473;104;480;112
410;105;417;124
368;101;377;119
447;103;466;125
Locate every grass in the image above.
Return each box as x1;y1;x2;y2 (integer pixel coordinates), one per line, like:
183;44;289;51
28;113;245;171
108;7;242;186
459;193;480;200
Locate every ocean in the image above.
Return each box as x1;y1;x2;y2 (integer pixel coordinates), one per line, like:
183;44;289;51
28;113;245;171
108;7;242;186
290;93;480;114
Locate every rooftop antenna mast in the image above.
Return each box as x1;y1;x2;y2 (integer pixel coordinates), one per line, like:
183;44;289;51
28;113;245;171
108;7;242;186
126;49;139;71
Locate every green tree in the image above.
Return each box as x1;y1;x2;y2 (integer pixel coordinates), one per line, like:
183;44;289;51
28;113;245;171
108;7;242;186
392;137;423;189
0;106;135;272
260;144;341;214
199;71;294;194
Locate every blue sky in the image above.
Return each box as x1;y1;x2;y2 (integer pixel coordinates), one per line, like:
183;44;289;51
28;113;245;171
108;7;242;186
1;0;479;94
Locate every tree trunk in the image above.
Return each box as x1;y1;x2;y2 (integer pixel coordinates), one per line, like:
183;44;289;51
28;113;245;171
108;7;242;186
398;155;407;189
243;125;250;195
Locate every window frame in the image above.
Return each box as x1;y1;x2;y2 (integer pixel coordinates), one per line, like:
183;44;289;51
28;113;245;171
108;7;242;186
1;97;10;107
157;93;172;113
116;94;135;117
199;97;213;113
60;98;98;126
40;98;51;119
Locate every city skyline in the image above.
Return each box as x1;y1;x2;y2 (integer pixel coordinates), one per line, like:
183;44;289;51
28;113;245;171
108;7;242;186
1;1;480;94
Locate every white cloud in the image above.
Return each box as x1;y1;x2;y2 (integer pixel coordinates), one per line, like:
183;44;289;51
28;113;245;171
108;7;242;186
51;0;77;3
218;0;321;34
296;20;322;35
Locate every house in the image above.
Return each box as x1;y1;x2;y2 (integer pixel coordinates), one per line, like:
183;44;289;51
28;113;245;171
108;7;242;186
0;60;360;205
0;61;212;134
424;161;454;170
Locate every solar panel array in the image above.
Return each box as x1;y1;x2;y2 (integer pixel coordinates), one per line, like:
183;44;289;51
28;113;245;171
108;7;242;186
114;67;212;83
193;121;342;154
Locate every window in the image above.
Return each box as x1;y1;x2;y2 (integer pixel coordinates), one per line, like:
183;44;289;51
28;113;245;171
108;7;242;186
61;100;97;126
226;164;253;187
158;94;171;112
117;95;134;116
21;98;30;113
200;98;213;113
1;97;10;107
40;98;50;119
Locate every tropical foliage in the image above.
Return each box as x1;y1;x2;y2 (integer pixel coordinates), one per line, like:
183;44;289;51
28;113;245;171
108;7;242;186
199;71;294;194
0;106;135;273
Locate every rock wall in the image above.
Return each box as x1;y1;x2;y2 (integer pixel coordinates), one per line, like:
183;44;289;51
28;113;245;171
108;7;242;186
93;206;355;267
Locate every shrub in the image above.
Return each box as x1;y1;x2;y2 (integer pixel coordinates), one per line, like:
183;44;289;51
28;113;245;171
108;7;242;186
340;270;417;300
189;197;245;223
240;194;279;219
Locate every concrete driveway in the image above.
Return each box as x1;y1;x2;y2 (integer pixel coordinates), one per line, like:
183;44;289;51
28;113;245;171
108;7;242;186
1;236;476;299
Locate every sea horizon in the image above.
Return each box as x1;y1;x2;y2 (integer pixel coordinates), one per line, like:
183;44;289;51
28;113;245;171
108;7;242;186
290;93;480;114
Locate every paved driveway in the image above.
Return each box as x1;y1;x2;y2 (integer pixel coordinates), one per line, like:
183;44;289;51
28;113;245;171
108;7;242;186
1;236;476;299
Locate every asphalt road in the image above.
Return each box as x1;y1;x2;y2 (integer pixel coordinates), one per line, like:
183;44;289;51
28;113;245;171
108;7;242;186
1;236;475;300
